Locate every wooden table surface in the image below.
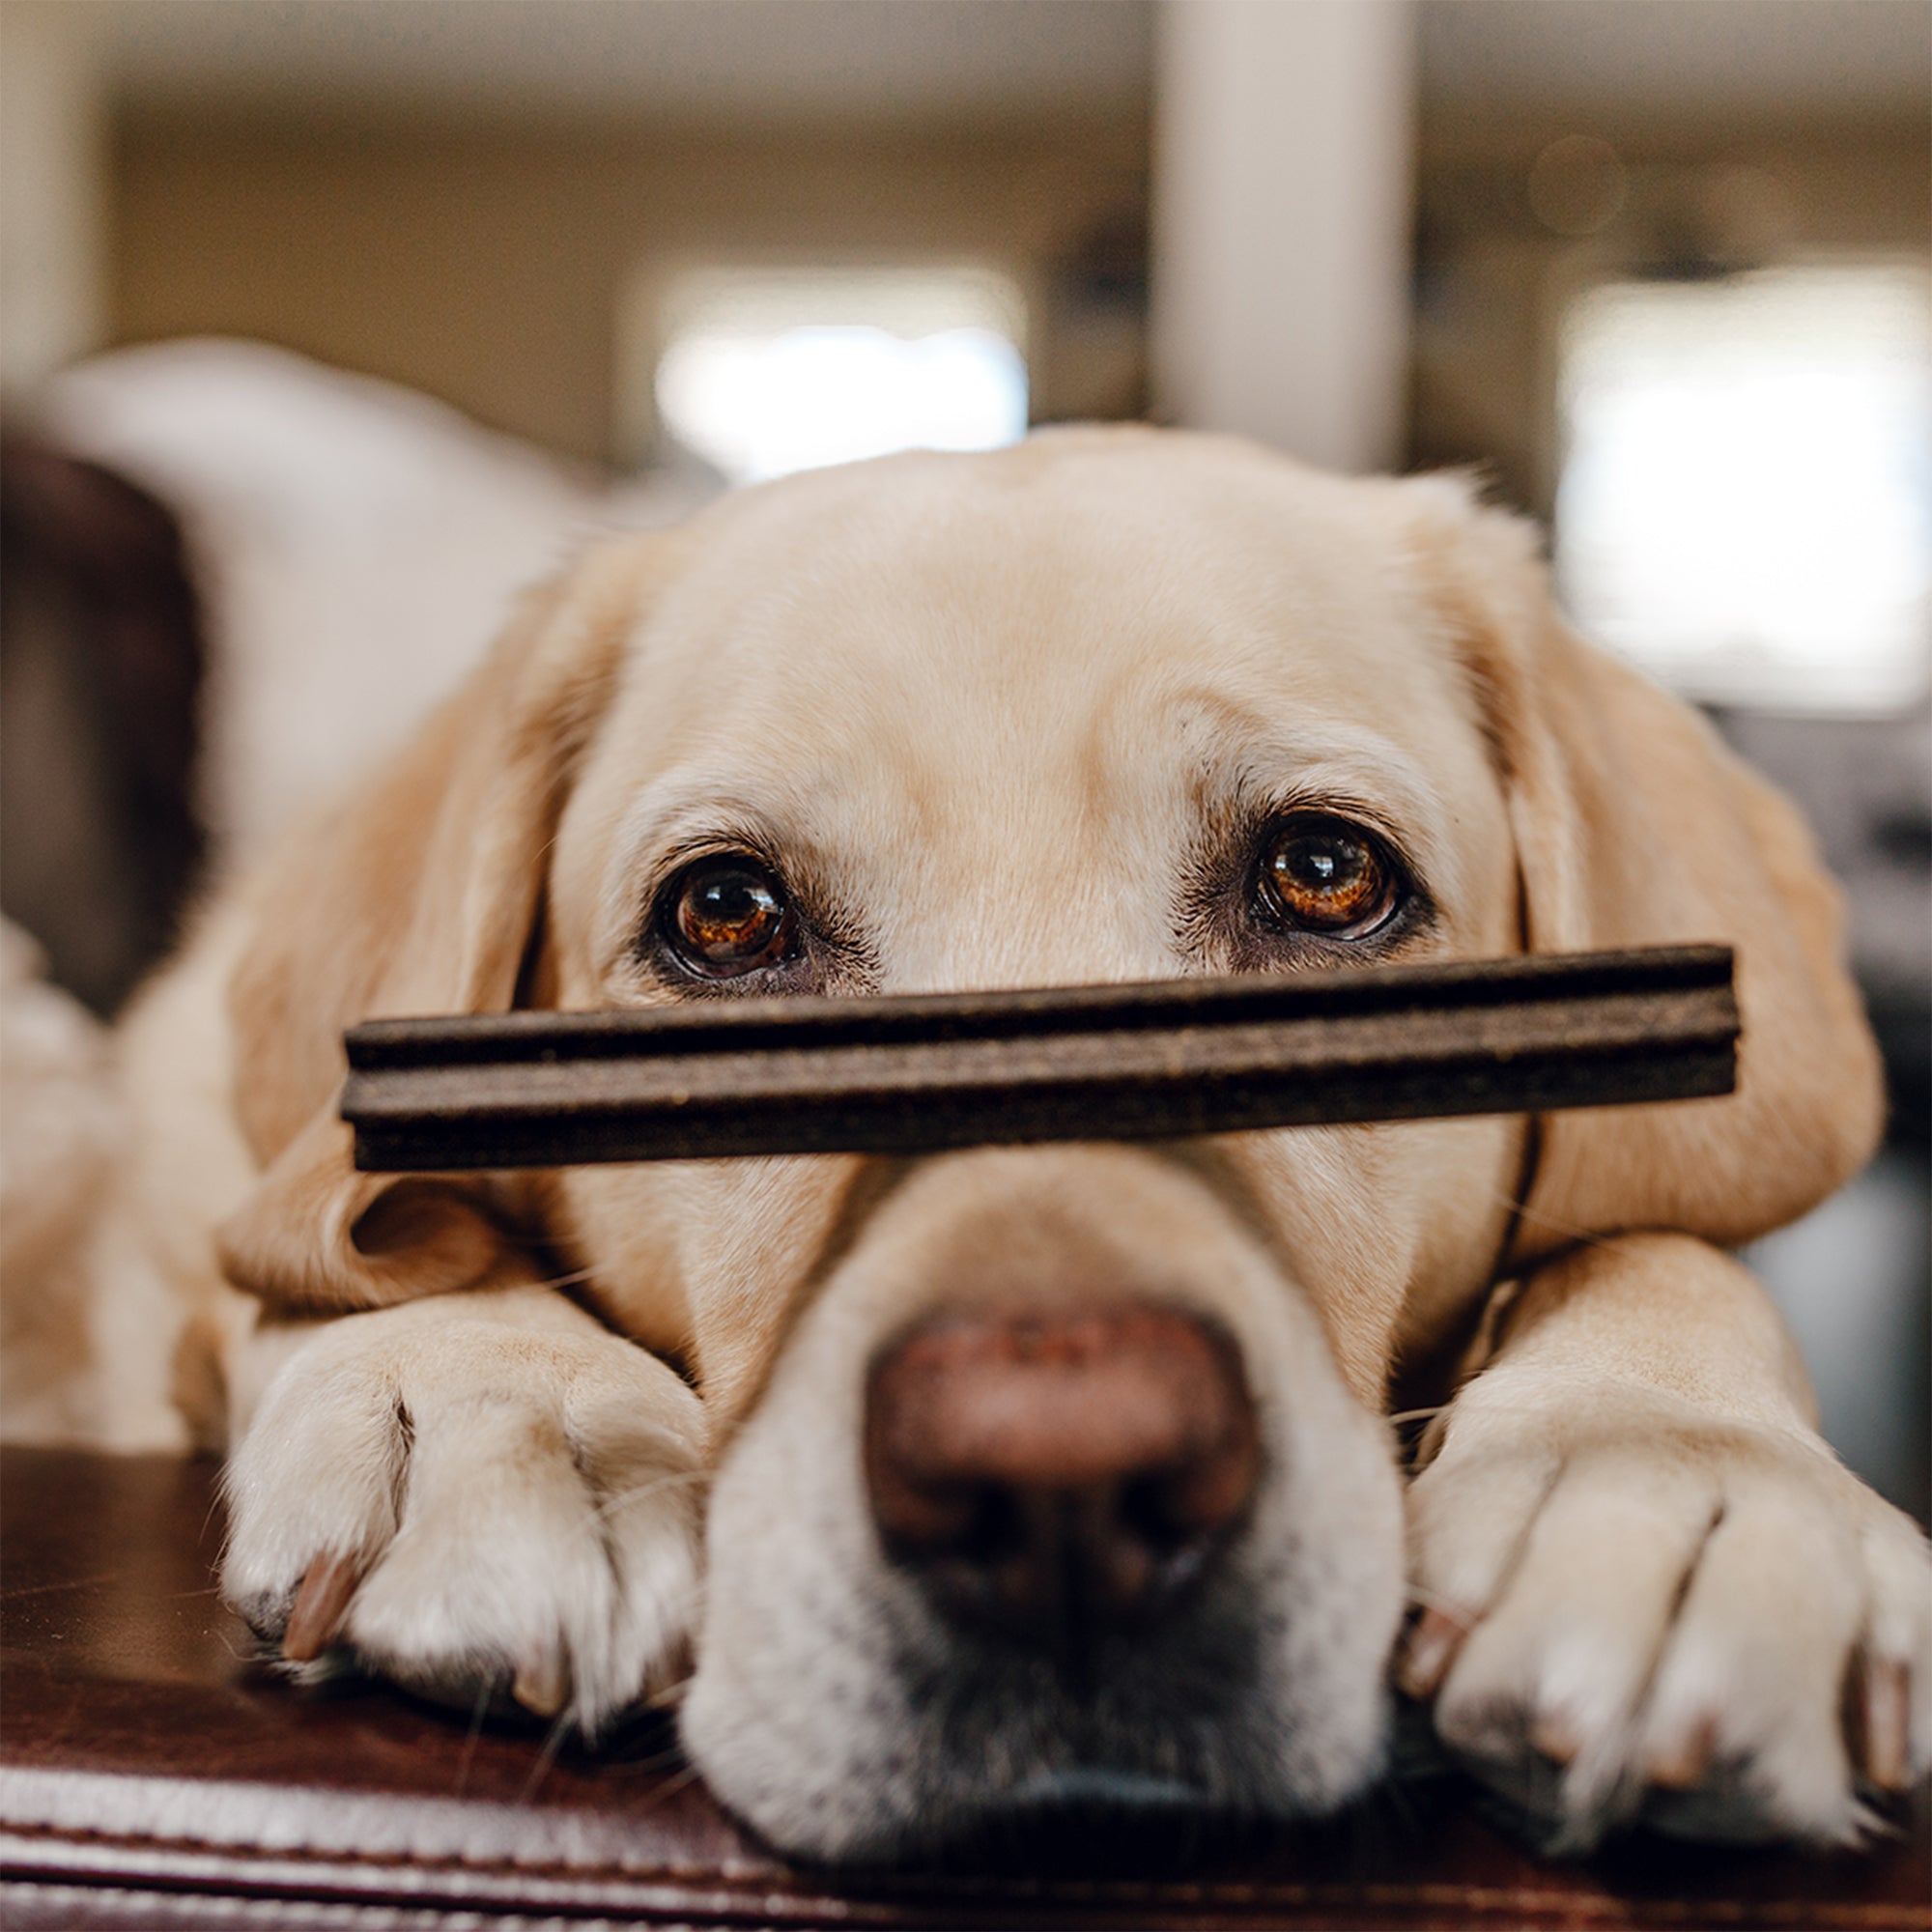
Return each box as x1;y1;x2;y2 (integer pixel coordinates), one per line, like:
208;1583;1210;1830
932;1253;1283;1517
3;1447;1926;1931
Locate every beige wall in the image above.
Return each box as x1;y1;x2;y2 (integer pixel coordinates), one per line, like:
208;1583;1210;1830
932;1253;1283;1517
109;110;1148;466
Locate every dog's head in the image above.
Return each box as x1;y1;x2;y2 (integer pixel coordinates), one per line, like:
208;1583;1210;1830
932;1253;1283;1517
215;430;1880;1859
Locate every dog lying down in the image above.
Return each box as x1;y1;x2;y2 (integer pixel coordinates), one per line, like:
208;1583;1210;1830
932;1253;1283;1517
92;428;1926;1861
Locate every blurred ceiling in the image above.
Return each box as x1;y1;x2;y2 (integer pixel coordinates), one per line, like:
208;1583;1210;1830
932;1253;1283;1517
70;0;1155;120
43;0;1932;121
1421;0;1930;116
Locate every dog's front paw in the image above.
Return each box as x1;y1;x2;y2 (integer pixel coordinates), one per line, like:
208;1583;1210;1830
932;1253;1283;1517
1403;1380;1932;1848
222;1289;704;1731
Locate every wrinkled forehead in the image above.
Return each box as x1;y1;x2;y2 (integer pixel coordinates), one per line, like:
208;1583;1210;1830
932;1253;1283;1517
593;443;1489;833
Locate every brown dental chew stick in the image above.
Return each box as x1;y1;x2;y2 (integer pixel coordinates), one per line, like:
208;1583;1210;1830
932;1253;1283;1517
342;947;1737;1173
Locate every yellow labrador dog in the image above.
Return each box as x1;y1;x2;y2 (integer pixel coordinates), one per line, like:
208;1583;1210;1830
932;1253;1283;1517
96;429;1926;1861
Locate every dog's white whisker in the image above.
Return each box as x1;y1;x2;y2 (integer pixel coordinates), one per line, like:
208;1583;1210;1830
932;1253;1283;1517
645;1672;696;1712
587;1469;714;1527
627;1761;707;1819
524;1266;596;1295
515;1706;576;1807
452;1678;494;1799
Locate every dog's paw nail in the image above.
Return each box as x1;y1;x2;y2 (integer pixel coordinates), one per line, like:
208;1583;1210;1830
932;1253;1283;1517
513;1650;571;1719
1861;1657;1912;1793
1530;1709;1581;1768
1398;1606;1468;1699
1646;1714;1717;1791
282;1549;362;1663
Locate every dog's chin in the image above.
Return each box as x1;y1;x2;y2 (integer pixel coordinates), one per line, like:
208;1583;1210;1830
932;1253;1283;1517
684;1674;1389;1872
682;1642;1392;1871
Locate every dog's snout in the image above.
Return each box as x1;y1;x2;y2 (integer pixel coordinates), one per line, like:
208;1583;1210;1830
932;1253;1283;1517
864;1304;1261;1641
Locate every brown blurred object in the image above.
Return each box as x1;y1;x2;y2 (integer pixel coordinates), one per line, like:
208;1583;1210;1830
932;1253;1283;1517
0;434;205;1016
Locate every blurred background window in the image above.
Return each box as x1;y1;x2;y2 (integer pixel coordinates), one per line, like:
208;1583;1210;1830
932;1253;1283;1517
628;265;1029;483
1553;262;1932;716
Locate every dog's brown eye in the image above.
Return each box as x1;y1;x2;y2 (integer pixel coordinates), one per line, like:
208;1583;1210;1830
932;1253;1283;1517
1257;817;1399;935
664;857;796;977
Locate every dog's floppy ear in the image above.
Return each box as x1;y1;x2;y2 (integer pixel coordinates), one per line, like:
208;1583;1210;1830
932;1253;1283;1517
215;538;668;1313
1404;478;1884;1262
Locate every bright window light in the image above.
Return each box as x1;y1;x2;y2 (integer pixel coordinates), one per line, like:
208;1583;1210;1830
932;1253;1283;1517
634;266;1028;486
1553;264;1931;715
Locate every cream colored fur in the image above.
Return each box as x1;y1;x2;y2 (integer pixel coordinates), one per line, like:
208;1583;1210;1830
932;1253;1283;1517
19;430;1928;1859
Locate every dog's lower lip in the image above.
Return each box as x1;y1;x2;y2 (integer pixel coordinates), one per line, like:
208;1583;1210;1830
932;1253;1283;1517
1007;1767;1206;1811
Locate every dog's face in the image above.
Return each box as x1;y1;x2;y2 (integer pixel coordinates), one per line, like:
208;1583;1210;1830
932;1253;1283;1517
529;437;1522;1853
218;428;1884;1861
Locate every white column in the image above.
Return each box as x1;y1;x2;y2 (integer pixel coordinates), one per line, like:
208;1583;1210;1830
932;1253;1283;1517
1151;0;1417;474
0;1;107;397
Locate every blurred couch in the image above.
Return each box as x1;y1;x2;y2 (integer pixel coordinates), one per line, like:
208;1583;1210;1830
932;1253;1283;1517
2;339;714;1014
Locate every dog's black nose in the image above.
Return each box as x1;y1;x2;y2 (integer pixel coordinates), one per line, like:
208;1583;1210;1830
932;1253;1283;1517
864;1304;1260;1644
